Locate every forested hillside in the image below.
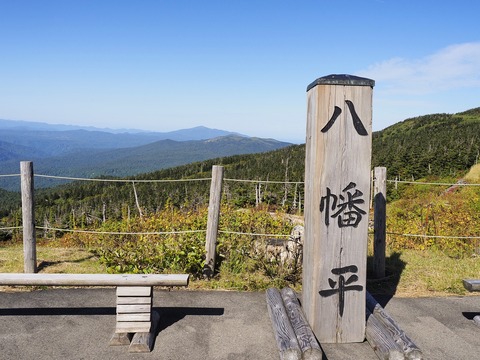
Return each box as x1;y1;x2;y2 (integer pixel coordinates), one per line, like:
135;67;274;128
1;108;479;229
372;108;480;179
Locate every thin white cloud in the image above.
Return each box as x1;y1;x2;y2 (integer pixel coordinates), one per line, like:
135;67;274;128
358;42;480;95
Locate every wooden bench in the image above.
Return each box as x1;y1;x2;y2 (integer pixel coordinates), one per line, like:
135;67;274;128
462;279;480;327
0;273;189;352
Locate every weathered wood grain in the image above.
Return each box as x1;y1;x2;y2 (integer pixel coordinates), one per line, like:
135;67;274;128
109;332;133;346
20;161;36;273
462;279;480;292
304;75;373;343
365;308;404;360
280;287;323;360
117;296;152;305
128;311;161;353
117;313;151;322
204;165;224;278
366;292;423;360
117;286;152;297
0;273;189;287
115;321;151;334
266;288;302;360
373;167;387;279
117;304;151;313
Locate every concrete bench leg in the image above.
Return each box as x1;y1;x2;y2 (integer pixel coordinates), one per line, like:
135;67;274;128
109;286;158;352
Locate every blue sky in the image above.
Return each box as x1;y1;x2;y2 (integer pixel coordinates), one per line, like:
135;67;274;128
1;1;479;143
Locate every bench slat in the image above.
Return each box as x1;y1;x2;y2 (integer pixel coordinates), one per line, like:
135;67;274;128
115;321;151;333
117;304;152;313
117;297;152;305
0;273;189;287
117;286;152;296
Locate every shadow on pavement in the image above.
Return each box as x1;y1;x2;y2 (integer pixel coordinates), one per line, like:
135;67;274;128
366;251;406;307
154;306;224;333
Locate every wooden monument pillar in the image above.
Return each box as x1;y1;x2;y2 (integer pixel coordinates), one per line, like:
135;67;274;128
303;74;374;343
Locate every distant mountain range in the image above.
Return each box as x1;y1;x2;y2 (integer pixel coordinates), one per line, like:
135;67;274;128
0;119;291;187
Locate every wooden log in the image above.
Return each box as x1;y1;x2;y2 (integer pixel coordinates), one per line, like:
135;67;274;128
266;288;302;360
128;311;161;353
373;167;387;279
109;332;133;346
20;161;37;273
462;279;480;292
0;273;189;287
366;292;423;360
304;74;374;343
204;165;224;278
280;287;323;360
365;308;404;360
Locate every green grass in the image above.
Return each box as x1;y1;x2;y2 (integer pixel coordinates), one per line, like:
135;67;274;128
0;243;106;274
367;249;480;297
1;240;479;296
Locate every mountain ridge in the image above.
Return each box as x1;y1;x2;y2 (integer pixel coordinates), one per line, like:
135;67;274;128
0;120;285;183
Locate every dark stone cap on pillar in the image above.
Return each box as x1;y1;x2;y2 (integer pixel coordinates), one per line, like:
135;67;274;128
307;74;375;92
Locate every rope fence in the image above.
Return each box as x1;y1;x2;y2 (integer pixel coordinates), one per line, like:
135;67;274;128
224;178;304;185
387;179;480;186
30;226;292;238
34;174;212;183
0;226;22;231
35;226;207;236
2;172;480;186
1;171;479;241
386;232;480;240
0;174;20;178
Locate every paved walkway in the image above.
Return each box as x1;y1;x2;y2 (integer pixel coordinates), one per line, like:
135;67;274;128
0;288;479;359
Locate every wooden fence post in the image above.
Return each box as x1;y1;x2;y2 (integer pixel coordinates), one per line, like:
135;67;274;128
204;165;224;278
20;161;37;273
373;167;387;279
303;74;374;343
